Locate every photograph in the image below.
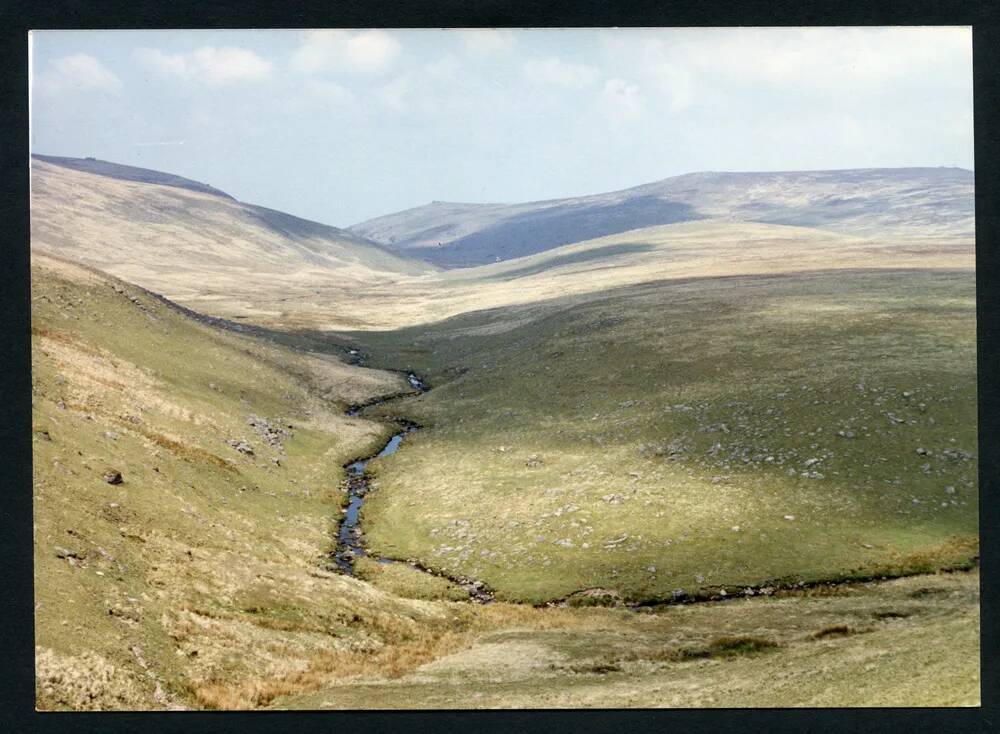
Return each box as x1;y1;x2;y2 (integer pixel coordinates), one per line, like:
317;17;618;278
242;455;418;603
28;26;979;710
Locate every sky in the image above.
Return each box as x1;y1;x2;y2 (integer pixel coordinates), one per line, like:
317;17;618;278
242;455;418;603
30;27;974;227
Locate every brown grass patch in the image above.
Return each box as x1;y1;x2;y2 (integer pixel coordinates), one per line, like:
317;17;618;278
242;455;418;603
113;419;237;472
811;624;857;639
190;629;473;709
706;635;779;657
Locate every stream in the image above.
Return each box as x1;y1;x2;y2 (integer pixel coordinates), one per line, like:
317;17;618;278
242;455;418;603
332;371;494;604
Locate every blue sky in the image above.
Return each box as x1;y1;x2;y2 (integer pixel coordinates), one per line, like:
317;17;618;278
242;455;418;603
30;27;973;226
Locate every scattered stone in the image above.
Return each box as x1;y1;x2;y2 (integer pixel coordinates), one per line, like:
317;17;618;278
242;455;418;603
837;430;855;439
916;447;928;456
103;470;123;485
525;454;543;468
247;415;291;449
54;546;84;560
945;486;956;495
227;440;254;455
602;493;625;505
941;448;973;461
647;565;656;574
783;514;796;521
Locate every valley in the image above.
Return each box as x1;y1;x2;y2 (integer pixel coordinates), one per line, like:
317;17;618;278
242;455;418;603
30;156;979;709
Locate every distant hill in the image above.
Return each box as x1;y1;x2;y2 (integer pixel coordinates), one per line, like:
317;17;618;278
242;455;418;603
350;168;975;268
30;156;434;327
32;154;236;200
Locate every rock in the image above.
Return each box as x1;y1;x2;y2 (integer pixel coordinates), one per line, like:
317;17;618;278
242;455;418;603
602;493;625;505
916;447;928;455
941;448;972;461
647;565;656;574
731;525;741;532
945;486;956;494
783;514;796;521
525;454;543;468
603;534;629;548
227;440;254;455
103;470;123;485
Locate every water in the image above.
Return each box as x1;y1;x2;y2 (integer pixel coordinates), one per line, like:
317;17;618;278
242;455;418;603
332;372;494;603
332;426;414;573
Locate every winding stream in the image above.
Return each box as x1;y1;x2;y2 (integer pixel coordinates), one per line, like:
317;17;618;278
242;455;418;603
333;371;494;604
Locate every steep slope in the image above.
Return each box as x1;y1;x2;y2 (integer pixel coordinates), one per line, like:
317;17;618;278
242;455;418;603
351;168;974;267
30;157;434;325
31;253;453;709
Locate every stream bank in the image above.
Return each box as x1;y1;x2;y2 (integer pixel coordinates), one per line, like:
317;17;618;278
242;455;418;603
333;371;494;604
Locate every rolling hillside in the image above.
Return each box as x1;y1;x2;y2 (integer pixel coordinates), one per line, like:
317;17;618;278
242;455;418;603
351;168;975;267
30;156;434;326
30;157;980;709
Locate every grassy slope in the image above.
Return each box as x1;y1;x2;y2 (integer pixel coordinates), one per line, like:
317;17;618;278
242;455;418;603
354;268;978;604
30;161;979;708
31;254;453;709
30;160;433;330
213;218;971;333
32;255;980;710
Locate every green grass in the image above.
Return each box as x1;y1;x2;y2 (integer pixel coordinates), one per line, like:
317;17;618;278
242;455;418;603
351;268;978;604
30;255;436;710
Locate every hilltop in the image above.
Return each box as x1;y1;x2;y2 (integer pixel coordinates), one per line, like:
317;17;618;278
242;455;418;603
350;168;975;267
30;156;434;328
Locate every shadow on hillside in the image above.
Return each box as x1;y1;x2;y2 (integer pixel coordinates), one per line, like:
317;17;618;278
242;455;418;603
479;243;655;282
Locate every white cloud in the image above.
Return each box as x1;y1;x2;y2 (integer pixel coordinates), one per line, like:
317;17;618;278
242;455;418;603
458;29;517;56
376;54;464;113
304;79;356;106
626;27;970;89
290;30;401;75
522;56;600;89
135;46;272;85
600;78;645;123
37;53;122;96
